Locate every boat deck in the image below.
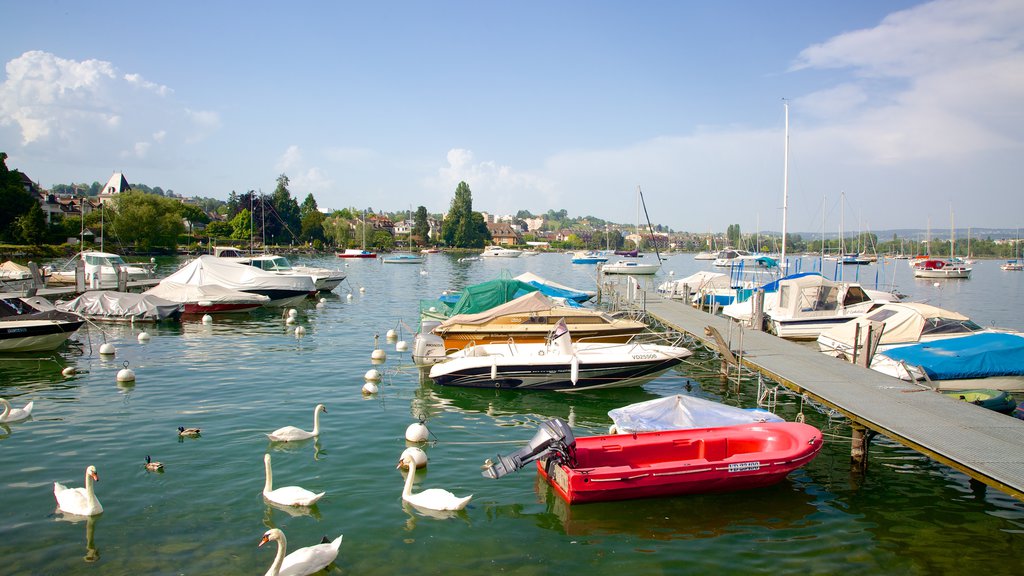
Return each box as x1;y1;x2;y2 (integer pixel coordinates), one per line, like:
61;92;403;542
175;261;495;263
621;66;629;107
609;282;1024;500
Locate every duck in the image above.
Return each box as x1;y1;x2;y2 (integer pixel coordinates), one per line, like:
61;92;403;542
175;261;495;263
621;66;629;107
178;426;201;438
397;452;471;511
0;398;33;423
267;404;326;442
144;455;164;471
54;465;103;516
262;453;324;507
258;528;342;576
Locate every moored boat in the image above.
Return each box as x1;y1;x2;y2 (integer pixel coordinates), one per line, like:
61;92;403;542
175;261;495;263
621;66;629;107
47;251;154;286
336;248;377;258
56;291;182;323
0;297;85;353
144;281;270;314
912;258;971;279
940;389;1017;414
601;260;660;275
156;255;314;308
481;246;522;258
482;418;823;504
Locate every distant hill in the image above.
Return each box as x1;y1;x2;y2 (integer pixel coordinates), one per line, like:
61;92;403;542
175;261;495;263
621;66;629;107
764;228;1019;241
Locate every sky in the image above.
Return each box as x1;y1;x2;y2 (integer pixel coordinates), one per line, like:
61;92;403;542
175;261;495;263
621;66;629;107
2;0;1022;235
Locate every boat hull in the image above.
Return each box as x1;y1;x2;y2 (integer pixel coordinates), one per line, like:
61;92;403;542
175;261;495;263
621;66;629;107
537;423;823;503
0;317;85;352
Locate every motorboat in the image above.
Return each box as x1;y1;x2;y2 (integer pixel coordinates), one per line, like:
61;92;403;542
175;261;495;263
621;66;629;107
481;418;823;504
0;261;46;291
601;260;660;275
381;253;424;264
570;251;608;264
336;249;377;258
47;251;153;287
0;297;85;352
761;274;891;340
481;246;522;258
614;249;639;257
144;281;270;314
911;258;971;279
711;249;754;268
940;388;1017;414
428;324;691;391
413;292;648;364
56;291;182;322
224;253;346;292
657;271;729;301
156;255;314;308
1001;259;1023;271
870;332;1024;390
607;394;783;434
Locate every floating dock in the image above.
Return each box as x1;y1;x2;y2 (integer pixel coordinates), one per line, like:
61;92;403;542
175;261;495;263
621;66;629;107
610;282;1024;500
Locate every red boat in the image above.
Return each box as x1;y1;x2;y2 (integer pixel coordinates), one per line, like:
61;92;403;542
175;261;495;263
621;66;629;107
336;249;377;258
483;419;823;504
539;423;822;504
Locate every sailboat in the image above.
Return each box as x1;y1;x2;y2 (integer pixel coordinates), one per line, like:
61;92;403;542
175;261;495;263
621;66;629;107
382;211;424;264
912;209;971;279
1002;228;1023;271
337;211;377;258
602;186;660;275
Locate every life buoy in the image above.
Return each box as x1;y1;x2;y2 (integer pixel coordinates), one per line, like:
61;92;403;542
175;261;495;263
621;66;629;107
934;260;944;269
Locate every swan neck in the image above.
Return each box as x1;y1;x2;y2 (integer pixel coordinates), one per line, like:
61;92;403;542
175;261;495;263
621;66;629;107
0;398;9;419
263;457;273;493
311;407;320;435
402;459;417;498
267;533;286;576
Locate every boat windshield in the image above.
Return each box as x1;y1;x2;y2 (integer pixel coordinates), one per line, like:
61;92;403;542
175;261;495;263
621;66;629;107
251;257;293;271
920;317;984;336
85;254;122;266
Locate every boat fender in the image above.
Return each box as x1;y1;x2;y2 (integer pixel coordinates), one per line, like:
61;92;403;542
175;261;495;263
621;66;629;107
570;356;580;385
491;357;498;381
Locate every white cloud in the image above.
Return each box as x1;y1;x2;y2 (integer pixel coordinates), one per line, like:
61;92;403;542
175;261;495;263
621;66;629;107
427;148;555;215
124;73;171;97
276;145;303;172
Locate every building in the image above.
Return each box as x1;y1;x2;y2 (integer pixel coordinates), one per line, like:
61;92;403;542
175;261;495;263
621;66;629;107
486;222;522;246
99;172;131;205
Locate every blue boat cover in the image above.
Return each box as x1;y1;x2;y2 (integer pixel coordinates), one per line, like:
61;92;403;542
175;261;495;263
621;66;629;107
882;333;1024;380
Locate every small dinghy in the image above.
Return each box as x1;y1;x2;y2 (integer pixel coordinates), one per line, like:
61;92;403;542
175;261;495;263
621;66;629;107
483;418;823;504
940;389;1017;414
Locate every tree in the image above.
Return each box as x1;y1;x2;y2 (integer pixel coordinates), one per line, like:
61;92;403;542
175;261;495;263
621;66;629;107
300;193;319;219
14;202;46;245
109;191;185;251
0;153;38;241
267;174;301;244
726;224;741;247
205;220;233;239
443;181;488;248
229;209;252;241
413;206;430;245
323;212;353;248
300;210;327;245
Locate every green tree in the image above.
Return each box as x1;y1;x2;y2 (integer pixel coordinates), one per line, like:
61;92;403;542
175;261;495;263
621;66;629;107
443;181;488;248
205;220;233;239
229;209;252;240
109;191;185;251
300;210;327;245
300;193;319;219
267;174;301;244
14;201;46;245
413;206;430;245
0;153;38;241
323;212;353;248
726;224;741;247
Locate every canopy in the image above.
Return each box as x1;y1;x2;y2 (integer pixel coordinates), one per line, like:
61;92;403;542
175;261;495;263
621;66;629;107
158;255;315;294
447;278;539;316
439;291;559;328
57;291;182;321
819;302;972;347
882;333;1024;380
608;394;783;434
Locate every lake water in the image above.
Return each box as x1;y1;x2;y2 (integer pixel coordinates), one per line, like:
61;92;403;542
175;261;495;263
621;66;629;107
1;252;1022;575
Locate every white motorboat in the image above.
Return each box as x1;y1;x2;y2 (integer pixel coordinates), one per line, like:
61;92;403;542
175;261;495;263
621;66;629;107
601;260;660;275
381;253;425;264
911;259;971;279
239;254;346;291
752;274;893;340
0;297;85;353
481;246;522;258
47;251;153;287
144;281;270;314
428;322;691;391
657;271;728;301
158;255;314;308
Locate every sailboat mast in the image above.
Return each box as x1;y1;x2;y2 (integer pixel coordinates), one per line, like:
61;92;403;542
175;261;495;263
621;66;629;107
781;100;789;270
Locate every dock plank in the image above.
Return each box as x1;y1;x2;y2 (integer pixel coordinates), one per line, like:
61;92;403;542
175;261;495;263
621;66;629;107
614;284;1024;500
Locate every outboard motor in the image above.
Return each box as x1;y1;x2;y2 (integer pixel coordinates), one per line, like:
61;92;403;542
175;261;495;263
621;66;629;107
481;418;576;479
412;322;446;366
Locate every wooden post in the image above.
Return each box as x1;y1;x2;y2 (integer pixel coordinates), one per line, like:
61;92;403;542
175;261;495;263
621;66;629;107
75;259;86;293
851;323;861;365
851;424;869;472
751;289;764;332
704;325;737;379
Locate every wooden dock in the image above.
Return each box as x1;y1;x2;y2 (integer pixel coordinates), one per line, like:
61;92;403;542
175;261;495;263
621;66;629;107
0;279;161;300
608;282;1024;500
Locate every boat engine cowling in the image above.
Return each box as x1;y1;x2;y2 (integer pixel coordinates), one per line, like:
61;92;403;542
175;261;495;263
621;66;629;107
482;418;576;479
412;331;446;366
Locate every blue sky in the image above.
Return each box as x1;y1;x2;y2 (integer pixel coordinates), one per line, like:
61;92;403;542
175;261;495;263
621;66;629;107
2;0;1022;234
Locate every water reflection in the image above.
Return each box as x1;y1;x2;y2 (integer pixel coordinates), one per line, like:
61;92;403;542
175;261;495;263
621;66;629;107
268;438;324;461
55;512;100;563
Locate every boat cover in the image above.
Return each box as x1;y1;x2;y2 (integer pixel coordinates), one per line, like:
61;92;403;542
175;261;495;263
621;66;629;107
57;291;182;321
439;291;560;328
0;260;32;279
515;272;595;302
880;333;1024;380
447;278;539;316
608;394;783;434
657;271;729;293
157;255;315;294
145;280;271;305
820;302;971;347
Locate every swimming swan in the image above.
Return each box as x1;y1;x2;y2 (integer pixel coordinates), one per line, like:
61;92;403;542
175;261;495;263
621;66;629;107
397;453;471;511
0;398;33;423
54;465;103;516
259;527;342;576
268;404;326;442
262;453;324;507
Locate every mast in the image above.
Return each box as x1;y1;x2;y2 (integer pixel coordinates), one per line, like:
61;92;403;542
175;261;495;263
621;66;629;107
781;100;789;271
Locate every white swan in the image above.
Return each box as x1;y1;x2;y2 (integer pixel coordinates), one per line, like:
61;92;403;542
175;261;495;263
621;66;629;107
0;398;33;423
259;528;342;576
268;404;326;442
54;465;103;516
262;453;324;507
397;453;471;511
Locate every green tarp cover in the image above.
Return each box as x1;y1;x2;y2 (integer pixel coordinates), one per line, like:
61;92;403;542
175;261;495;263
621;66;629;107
448;279;539;316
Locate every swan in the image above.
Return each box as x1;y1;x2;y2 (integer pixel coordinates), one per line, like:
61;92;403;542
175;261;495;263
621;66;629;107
268;404;326;442
397;453;471;511
178;426;201;437
144;455;164;471
54;465;103;516
262;453;324;507
0;398;33;423
259;528;342;576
